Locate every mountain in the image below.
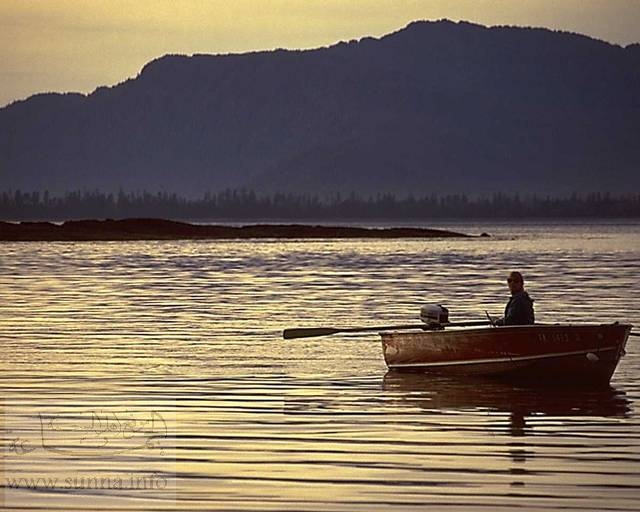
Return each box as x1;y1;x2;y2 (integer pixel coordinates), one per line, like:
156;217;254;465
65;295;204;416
1;20;639;196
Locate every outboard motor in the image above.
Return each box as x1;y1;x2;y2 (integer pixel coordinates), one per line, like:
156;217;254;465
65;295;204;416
420;304;449;327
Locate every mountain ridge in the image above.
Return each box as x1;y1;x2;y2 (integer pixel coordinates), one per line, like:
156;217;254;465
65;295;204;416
1;19;639;196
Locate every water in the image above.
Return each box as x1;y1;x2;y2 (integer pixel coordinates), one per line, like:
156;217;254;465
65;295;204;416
1;220;639;511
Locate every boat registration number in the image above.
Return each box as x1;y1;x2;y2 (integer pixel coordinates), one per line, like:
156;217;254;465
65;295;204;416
537;332;572;343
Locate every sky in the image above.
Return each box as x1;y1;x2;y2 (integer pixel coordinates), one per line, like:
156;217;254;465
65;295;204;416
2;0;640;107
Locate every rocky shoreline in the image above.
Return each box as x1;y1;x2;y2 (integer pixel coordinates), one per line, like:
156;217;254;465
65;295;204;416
0;218;475;241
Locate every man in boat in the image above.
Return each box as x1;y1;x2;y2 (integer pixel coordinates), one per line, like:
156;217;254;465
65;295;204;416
495;271;535;326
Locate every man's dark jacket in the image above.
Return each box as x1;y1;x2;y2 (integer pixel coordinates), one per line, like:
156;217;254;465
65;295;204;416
496;291;535;325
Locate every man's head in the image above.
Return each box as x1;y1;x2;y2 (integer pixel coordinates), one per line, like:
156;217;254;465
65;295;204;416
507;271;524;295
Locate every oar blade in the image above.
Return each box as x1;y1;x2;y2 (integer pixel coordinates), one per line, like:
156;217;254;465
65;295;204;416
283;327;340;339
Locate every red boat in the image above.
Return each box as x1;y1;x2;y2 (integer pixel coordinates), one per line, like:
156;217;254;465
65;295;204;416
381;323;632;385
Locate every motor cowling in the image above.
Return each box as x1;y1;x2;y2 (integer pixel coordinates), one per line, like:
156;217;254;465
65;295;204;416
420;304;449;326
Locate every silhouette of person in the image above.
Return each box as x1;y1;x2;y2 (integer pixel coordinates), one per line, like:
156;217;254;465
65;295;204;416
495;271;535;326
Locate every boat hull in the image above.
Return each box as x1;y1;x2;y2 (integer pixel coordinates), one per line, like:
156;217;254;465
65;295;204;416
381;324;631;385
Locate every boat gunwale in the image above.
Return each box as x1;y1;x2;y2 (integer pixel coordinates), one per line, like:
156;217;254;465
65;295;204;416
379;322;633;338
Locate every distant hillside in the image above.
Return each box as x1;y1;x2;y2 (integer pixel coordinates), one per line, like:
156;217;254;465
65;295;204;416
1;20;639;196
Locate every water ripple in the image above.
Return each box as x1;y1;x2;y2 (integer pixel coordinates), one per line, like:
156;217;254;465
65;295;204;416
1;221;639;511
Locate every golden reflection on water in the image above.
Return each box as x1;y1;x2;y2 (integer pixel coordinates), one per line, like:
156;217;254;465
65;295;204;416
1;222;640;510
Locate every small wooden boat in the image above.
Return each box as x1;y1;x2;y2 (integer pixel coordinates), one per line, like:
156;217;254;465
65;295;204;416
382;323;632;385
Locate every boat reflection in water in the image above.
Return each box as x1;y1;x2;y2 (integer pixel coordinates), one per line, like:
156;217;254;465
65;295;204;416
382;371;632;488
382;371;631;435
383;370;632;492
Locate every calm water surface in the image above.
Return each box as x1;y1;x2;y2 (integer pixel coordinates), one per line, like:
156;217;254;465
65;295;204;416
1;220;639;511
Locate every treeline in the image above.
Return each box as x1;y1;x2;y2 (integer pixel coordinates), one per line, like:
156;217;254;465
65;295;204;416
1;189;639;220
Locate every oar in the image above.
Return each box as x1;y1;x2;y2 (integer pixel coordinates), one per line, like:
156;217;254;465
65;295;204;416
283;320;490;340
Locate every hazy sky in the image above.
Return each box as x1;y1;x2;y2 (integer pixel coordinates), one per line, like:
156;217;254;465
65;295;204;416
2;0;640;107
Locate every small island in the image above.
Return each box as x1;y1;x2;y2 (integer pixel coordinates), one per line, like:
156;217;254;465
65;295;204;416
0;218;473;241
